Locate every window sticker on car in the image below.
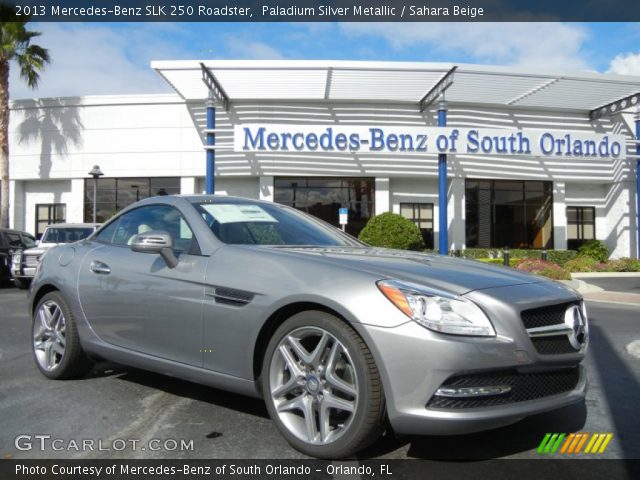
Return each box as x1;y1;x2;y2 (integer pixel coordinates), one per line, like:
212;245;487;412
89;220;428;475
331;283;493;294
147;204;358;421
203;204;278;224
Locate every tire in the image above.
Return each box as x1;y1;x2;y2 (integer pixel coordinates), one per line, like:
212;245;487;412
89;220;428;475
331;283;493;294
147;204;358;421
32;291;93;379
261;310;385;458
14;277;31;289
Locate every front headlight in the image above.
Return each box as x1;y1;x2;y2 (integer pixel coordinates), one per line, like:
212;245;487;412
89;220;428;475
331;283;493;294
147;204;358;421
377;279;496;337
12;251;22;266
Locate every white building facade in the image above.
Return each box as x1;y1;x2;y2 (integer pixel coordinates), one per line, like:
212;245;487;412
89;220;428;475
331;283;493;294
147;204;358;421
8;61;640;257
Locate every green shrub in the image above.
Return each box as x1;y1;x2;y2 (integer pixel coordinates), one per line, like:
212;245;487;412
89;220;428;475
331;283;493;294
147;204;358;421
451;249;577;265
358;212;425;250
476;258;519;267
452;249;500;259
564;256;598;272
515;259;571;280
547;250;579;266
578;240;609;262
595;258;640;272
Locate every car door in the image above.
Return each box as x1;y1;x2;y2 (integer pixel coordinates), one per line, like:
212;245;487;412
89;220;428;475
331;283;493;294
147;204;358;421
77;204;207;367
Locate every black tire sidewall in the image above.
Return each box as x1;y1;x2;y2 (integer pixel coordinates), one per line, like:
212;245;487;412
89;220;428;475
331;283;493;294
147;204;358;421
261;310;383;458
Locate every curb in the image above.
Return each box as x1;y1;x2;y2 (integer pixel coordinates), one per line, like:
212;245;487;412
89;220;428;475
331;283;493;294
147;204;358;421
559;279;604;294
572;272;640;279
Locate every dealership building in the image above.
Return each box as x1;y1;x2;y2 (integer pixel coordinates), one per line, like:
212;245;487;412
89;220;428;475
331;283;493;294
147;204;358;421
7;60;640;257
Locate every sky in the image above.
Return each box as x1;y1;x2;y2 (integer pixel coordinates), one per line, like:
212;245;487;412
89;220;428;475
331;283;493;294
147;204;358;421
9;22;640;99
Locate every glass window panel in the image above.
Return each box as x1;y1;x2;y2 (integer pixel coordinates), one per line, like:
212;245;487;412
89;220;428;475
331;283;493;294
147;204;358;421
400;204;413;217
582;208;595;222
583;225;595;239
7;233;22;247
274;177;375;236
567;224;578;239
494;190;523;204
84;178;179;222
494;180;522;191
37;205;48;217
525;181;545;191
567;207;578;223
466;179;552;249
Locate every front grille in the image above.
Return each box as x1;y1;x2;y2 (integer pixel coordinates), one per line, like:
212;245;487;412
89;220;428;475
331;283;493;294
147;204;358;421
532;336;578;355
426;367;580;409
521;302;584;355
24;255;39;267
521;302;578;329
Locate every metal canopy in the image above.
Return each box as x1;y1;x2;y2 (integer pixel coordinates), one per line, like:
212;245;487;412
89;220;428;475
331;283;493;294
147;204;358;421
152;60;640;113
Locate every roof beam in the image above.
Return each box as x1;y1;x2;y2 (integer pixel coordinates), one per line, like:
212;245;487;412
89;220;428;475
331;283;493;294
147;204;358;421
324;68;334;100
507;78;559;105
590;92;640;120
420;66;457;112
200;63;230;111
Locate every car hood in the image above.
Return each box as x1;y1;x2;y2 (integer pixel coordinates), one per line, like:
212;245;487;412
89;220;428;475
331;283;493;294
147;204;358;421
21;246;49;256
265;246;545;295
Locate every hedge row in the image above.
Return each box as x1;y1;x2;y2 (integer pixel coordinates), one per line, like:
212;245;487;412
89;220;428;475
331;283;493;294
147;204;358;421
450;248;578;266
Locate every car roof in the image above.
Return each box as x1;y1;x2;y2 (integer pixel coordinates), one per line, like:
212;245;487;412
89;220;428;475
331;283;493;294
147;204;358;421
0;228;34;235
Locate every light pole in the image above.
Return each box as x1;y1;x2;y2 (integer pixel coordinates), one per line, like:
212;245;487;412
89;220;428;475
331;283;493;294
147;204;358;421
88;165;104;225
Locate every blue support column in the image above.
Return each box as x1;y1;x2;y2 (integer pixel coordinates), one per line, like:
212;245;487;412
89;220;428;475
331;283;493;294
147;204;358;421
205;96;216;194
636;110;640;258
438;98;448;255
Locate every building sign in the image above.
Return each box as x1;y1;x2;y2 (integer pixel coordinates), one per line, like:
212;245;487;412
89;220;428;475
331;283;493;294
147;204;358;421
234;124;626;159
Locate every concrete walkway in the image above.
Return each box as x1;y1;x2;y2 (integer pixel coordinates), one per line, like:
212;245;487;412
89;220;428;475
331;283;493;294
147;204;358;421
561;273;640;307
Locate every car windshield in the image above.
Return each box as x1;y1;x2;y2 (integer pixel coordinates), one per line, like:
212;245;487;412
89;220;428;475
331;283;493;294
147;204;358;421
194;201;363;247
42;227;94;244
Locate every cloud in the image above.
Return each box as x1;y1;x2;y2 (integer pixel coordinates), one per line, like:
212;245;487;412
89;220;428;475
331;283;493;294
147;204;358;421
607;52;640;75
340;22;591;70
9;23;191;99
223;38;284;60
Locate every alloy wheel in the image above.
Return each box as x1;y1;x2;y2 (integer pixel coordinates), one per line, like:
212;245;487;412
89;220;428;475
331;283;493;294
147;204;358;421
268;326;359;445
33;300;67;371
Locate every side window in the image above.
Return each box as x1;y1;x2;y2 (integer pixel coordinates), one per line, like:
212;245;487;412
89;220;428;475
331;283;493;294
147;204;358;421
109;205;194;252
95;218;121;244
22;235;37;249
6;233;23;248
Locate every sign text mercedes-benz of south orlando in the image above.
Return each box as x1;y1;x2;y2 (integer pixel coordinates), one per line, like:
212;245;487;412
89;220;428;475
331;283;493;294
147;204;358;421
234;124;626;159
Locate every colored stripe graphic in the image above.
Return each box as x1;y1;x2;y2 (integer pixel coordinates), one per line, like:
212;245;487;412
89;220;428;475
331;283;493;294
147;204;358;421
537;433;566;454
540;433;613;454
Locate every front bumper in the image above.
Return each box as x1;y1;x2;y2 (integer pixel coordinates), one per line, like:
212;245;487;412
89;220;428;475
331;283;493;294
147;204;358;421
354;306;586;436
11;267;36;279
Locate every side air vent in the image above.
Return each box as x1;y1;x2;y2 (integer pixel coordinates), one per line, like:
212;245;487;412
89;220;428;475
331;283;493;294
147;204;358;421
208;287;254;307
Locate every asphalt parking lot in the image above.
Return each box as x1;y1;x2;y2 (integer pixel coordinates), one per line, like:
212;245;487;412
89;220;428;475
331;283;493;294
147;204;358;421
0;285;639;460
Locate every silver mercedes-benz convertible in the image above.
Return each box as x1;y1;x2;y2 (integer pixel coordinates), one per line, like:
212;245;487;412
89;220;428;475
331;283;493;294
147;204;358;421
28;195;588;458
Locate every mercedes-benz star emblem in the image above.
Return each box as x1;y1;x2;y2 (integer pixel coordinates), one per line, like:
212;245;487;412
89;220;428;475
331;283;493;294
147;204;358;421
564;305;588;350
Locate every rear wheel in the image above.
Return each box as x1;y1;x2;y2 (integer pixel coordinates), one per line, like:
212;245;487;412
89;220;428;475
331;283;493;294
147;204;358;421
32;291;93;379
261;311;385;458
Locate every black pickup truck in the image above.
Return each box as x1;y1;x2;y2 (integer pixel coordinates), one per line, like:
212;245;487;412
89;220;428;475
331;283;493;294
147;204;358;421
0;228;37;286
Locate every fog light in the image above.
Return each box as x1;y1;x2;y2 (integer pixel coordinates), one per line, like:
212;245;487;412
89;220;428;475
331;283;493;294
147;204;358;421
434;385;512;398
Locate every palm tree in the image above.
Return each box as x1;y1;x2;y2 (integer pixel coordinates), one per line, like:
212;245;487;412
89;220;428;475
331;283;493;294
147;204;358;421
0;7;50;228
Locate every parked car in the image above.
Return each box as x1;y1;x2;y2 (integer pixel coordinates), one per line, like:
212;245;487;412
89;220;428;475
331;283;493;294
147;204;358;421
28;196;588;458
0;228;37;286
12;223;97;289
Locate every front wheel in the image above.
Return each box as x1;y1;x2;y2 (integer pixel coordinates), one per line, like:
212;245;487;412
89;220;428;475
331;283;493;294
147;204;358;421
261;311;385;458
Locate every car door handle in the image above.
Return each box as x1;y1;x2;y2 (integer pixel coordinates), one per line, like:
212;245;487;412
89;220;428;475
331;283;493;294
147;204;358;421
89;261;111;275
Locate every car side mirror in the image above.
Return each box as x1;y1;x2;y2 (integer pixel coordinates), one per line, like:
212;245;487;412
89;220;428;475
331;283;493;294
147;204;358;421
130;230;179;268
